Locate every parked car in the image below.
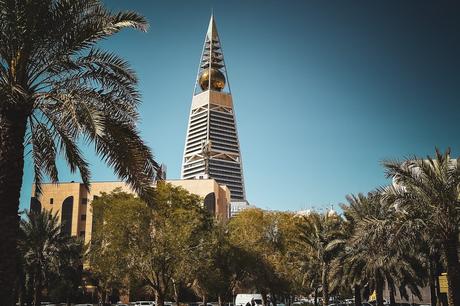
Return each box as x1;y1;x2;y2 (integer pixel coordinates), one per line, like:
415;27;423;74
235;294;263;306
136;301;155;306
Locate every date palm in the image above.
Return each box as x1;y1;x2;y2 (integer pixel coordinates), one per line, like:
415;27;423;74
382;148;460;306
19;210;83;306
0;1;158;302
331;202;364;306
345;192;426;306
296;211;345;306
341;193;387;306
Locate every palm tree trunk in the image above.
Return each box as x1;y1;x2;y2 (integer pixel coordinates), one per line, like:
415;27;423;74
261;292;268;306
434;262;447;306
0;109;27;306
354;284;361;306
218;294;224;306
271;292;277;306
443;237;460;306
314;287;318;306
429;260;437;306
376;274;384;306
322;263;330;306
389;284;396;306
32;274;42;306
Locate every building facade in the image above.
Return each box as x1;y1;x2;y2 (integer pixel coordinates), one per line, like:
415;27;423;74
181;15;248;206
30;179;230;244
229;201;256;218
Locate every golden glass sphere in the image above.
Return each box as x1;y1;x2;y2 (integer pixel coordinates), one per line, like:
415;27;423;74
199;68;226;91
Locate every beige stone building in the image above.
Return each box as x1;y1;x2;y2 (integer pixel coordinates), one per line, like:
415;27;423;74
30;179;230;244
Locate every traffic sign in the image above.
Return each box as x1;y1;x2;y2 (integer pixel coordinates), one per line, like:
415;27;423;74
439;273;448;293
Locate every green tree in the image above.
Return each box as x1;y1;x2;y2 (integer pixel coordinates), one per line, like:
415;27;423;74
382;148;460;306
89;183;212;306
190;249;222;306
47;238;85;306
88;189;143;303
296;211;344;306
272;212;305;303
188;220;256;306
0;1;158;300
18;210;83;306
228;209;291;306
290;247;321;306
188;221;228;306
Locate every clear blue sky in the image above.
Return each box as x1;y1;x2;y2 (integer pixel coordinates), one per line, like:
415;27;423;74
20;0;460;212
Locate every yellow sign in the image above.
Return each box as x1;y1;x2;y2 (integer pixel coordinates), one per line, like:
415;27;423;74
369;291;376;301
439;273;448;293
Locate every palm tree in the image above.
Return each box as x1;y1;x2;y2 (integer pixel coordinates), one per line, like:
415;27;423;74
340;193;385;306
330;248;363;306
291;247;321;306
0;1;158;301
419;234;443;306
344;192;426;306
330;204;364;306
296;211;344;306
49;236;85;306
18;210;83;306
382;148;460;306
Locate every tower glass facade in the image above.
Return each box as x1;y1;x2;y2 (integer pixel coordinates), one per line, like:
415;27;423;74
181;15;247;202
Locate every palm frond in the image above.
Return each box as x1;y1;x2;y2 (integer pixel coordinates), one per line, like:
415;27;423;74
1;0;158;199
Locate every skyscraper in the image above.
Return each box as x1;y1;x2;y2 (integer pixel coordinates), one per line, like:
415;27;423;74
181;15;247;204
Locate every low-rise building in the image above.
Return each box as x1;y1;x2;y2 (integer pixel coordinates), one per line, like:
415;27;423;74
229;201;254;218
30;179;230;244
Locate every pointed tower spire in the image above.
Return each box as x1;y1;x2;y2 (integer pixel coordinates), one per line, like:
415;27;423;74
208;13;217;39
183;15;247;204
194;14;230;95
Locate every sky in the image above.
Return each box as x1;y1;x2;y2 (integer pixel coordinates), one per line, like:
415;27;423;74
20;0;460;212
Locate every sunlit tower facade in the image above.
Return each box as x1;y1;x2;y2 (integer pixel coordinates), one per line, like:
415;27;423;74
181;15;247;204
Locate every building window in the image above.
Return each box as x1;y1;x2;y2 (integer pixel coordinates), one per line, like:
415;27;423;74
61;196;74;237
49;198;53;204
80;214;86;221
204;192;216;216
79;231;85;237
30;197;42;213
81;198;88;205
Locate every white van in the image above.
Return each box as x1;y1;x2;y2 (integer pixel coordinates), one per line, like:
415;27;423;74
235;294;263;306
